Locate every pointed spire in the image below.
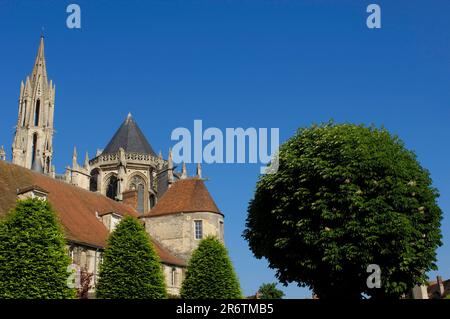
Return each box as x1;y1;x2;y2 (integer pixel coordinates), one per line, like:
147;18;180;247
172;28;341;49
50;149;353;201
181;162;187;179
168;148;173;169
196;163;202;179
84;151;90;169
72;146;78;169
158;150;162;160
20;81;24;97
31;36;47;85
168;148;174;184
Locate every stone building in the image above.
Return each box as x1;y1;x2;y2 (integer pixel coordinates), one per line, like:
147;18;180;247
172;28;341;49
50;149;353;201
0;36;225;297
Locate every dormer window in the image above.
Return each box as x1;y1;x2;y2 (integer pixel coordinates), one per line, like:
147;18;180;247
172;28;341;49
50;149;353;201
16;185;49;200
98;211;123;232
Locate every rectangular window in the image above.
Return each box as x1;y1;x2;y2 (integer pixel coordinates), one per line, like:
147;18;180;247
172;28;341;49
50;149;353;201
194;220;203;240
219;221;224;241
171;267;176;286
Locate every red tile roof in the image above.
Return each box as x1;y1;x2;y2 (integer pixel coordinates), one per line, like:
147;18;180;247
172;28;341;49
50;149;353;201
0;161;184;266
143;178;222;217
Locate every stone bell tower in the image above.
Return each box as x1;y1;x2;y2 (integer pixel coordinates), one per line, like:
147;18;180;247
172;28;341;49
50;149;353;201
12;36;55;174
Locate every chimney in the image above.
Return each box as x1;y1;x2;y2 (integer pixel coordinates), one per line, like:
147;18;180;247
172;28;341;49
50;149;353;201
122;190;138;211
437;276;445;297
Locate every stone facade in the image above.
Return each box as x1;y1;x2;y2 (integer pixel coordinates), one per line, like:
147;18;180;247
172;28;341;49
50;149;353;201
144;212;224;262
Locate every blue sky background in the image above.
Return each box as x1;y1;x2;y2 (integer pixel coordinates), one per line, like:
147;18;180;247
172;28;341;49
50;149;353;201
1;0;450;298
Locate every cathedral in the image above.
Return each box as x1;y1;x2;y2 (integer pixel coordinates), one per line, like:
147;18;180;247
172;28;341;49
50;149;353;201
0;36;224;296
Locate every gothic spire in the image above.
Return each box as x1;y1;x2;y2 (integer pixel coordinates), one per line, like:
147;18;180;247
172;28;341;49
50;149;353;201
31;36;47;87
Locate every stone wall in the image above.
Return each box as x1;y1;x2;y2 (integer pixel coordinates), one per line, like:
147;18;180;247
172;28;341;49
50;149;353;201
144;212;224;262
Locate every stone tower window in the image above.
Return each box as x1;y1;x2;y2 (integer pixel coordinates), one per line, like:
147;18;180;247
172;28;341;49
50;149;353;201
34;99;40;126
106;175;118;200
219;221;224;241
22;100;27;126
137;184;144;213
194;220;203;240
90;169;99;192
129;175;145;214
31;133;38;165
149;194;156;209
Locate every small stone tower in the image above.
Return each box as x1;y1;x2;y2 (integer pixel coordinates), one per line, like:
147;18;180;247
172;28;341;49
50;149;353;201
12;36;55;174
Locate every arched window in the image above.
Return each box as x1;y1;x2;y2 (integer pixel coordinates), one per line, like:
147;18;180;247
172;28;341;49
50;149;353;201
46;157;50;173
90;169;99;192
129;175;146;214
22;101;27;126
34;99;40;126
106;175;118;200
137;184;144;213
31;133;38;165
149;194;156;209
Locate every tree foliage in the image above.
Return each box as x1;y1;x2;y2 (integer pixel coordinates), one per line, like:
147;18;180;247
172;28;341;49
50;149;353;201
181;236;242;299
258;283;284;299
244;122;442;299
0;198;74;299
96;216;167;299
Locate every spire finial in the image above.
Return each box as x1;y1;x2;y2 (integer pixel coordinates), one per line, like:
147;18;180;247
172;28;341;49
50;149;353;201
168;148;173;169
72;146;78;169
196;163;202;179
125;112;132;123
181;162;187;179
41;26;45;38
168;148;174;185
84;151;90;169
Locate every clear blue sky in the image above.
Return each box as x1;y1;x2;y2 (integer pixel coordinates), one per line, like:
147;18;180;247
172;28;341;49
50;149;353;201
1;0;450;298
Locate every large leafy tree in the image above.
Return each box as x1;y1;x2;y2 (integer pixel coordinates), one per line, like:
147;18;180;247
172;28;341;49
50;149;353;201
0;198;74;299
181;236;242;299
244;123;442;299
96;216;166;299
258;283;284;299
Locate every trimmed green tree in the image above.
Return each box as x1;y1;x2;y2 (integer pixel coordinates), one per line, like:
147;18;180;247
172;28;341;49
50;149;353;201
258;283;284;299
244;122;442;299
96;216;167;299
0;198;74;299
181;236;242;299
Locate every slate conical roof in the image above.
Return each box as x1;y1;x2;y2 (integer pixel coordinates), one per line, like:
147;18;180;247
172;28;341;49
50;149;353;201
102;113;156;156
